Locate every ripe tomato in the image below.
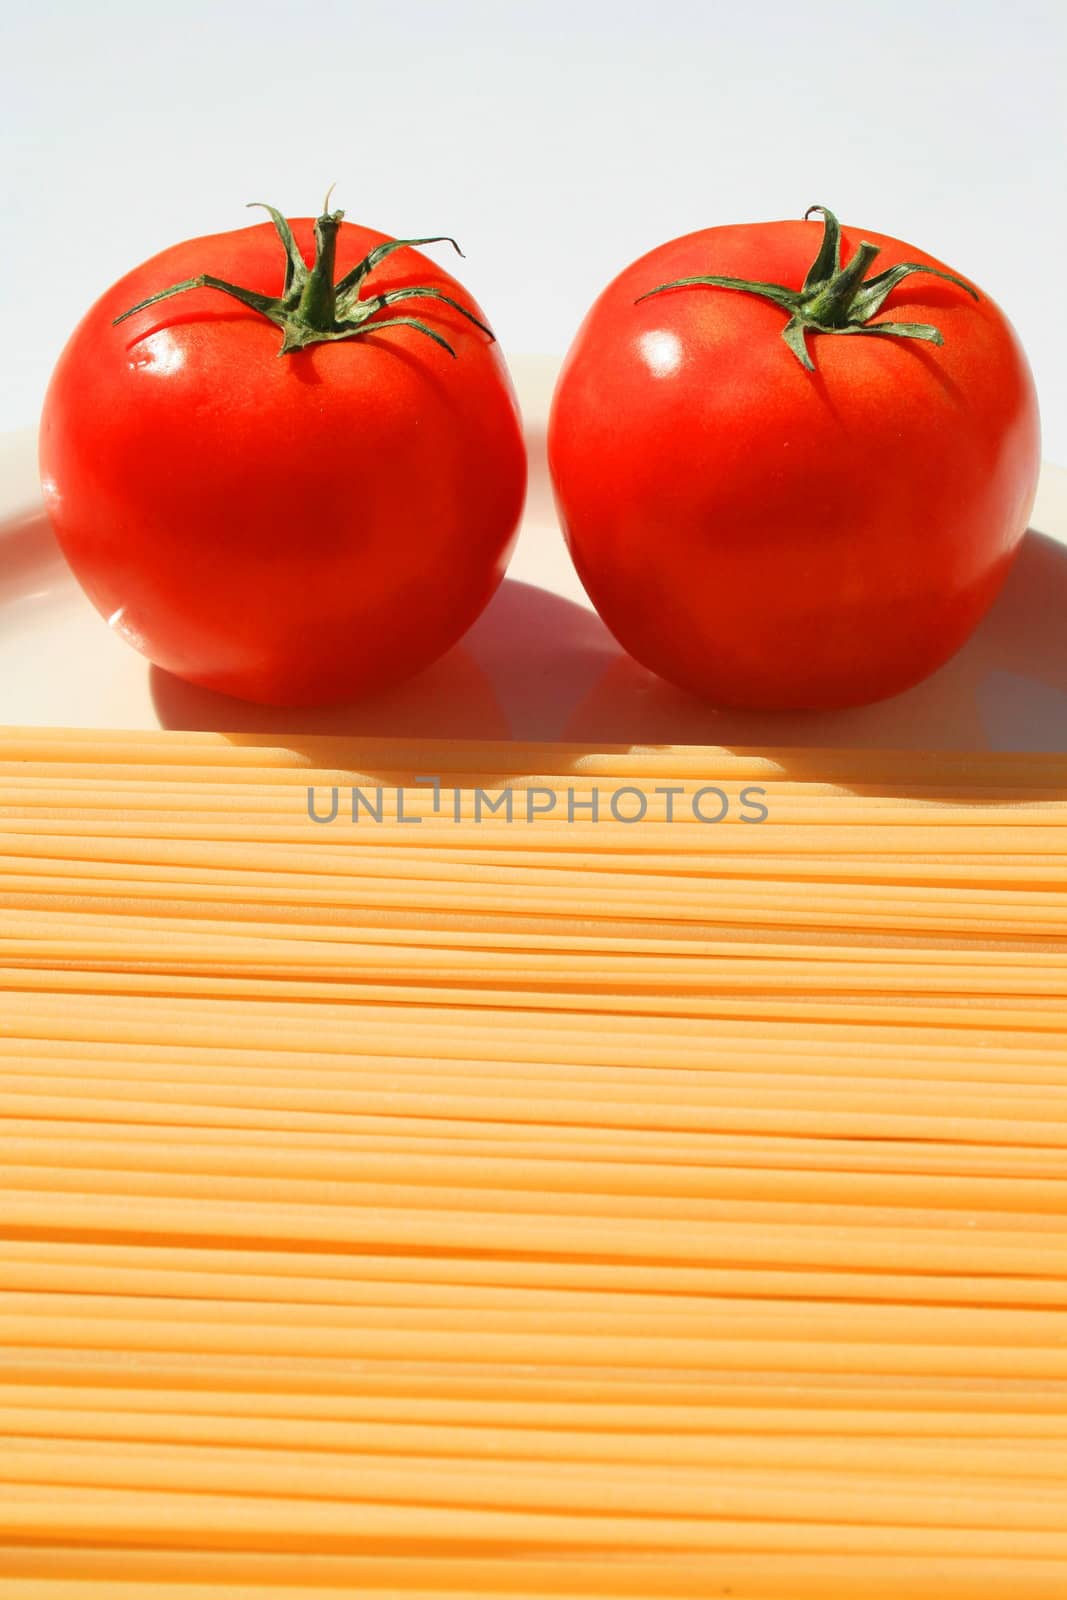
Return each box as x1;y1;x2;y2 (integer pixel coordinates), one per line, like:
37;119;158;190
40;199;526;706
548;207;1040;710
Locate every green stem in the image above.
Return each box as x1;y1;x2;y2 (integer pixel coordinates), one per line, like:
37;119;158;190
296;209;342;329
636;206;978;369
113;195;494;360
801;240;880;326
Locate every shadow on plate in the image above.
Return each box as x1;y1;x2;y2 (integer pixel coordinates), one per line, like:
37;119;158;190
560;528;1067;798
150;527;1067;799
150;578;616;774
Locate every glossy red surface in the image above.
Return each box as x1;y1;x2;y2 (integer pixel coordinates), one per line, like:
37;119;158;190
40;219;527;706
548;217;1041;710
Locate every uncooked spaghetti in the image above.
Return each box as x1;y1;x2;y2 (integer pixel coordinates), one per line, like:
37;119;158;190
1;728;1066;1598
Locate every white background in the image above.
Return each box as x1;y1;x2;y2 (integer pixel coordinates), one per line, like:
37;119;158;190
3;0;1065;459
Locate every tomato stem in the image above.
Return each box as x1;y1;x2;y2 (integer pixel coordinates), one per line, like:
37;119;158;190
113;196;495;359
295;208;342;330
801;241;881;327
636;206;978;371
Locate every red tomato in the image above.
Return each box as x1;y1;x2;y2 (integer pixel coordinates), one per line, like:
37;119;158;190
40;201;526;706
548;208;1040;710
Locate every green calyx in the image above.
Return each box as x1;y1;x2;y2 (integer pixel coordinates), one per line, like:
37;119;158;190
113;189;494;358
636;205;978;370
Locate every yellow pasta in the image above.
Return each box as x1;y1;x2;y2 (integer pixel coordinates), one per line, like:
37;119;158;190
2;728;1067;1597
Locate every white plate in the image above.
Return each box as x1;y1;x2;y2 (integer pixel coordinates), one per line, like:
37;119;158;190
4;356;1066;750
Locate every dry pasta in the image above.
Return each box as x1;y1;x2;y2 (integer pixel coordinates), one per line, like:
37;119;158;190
1;727;1067;1598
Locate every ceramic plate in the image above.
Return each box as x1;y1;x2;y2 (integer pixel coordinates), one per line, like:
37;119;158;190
4;357;1066;750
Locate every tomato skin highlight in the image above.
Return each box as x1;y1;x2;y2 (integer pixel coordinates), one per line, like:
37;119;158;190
548;217;1041;711
40;218;527;707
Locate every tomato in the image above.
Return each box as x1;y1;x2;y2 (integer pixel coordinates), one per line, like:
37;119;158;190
39;198;526;706
548;207;1041;710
